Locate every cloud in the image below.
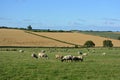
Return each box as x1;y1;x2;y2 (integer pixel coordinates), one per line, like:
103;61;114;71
0;17;11;20
101;18;120;27
23;19;32;22
103;18;120;22
77;19;86;22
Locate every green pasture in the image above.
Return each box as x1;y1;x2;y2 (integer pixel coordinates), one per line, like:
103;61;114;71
80;31;120;40
0;47;120;80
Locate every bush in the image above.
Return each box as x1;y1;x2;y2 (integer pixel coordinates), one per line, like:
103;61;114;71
118;36;120;40
103;40;113;47
84;40;95;47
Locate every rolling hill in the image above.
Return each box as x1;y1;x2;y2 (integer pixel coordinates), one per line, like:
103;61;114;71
0;29;120;47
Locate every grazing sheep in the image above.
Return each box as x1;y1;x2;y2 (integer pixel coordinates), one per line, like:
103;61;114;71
19;50;24;53
78;51;83;55
61;55;73;62
102;52;106;56
76;55;83;62
72;56;83;62
31;53;38;59
41;50;45;53
82;53;88;56
55;54;63;59
38;53;48;59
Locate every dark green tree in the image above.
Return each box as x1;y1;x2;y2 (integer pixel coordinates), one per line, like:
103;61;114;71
27;25;32;30
118;36;120;40
103;40;113;47
84;40;95;47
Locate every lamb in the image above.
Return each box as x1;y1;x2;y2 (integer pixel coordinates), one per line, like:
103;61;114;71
31;53;38;59
82;53;88;56
38;53;48;59
102;52;106;56
55;54;63;59
19;50;24;53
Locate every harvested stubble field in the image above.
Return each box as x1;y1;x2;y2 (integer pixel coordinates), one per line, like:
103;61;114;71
34;32;120;47
0;29;120;47
0;47;120;80
0;29;72;47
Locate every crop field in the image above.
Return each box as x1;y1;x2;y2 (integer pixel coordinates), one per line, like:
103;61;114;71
0;29;120;47
0;29;72;47
34;32;120;47
0;47;120;80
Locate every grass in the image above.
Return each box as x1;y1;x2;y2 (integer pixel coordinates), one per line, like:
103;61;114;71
80;31;120;40
0;47;120;80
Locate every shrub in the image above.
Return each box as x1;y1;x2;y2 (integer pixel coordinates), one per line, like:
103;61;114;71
118;36;120;40
84;40;95;47
103;40;113;47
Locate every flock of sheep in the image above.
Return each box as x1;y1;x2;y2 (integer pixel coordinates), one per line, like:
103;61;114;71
30;50;88;62
19;49;106;62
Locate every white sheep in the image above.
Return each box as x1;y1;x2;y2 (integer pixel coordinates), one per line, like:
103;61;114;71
82;53;88;56
31;53;38;59
19;50;24;53
38;53;48;59
55;54;63;59
72;55;83;62
61;55;73;62
102;52;106;56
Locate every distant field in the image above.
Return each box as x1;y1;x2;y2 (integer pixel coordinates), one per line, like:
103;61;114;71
34;32;120;47
0;29;120;47
80;31;120;40
0;47;120;80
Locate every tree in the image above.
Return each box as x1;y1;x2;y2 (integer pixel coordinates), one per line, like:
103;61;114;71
118;36;120;40
103;40;113;47
27;25;32;30
84;40;95;47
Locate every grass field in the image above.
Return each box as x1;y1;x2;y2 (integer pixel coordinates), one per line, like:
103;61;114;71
0;47;120;80
80;31;120;40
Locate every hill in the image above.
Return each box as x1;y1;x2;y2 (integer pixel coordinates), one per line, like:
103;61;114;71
0;29;120;47
0;29;72;47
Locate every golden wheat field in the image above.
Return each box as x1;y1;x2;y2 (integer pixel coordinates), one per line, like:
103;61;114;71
0;29;72;47
34;32;120;47
0;29;120;47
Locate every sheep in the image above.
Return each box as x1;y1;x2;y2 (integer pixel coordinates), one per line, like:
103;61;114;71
31;53;38;59
41;50;45;53
61;55;73;62
76;55;83;62
82;53;88;57
38;53;48;59
78;51;83;55
19;50;24;53
102;52;106;56
72;56;83;62
55;54;63;59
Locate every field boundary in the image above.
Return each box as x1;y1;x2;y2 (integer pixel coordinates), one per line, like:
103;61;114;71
25;31;82;47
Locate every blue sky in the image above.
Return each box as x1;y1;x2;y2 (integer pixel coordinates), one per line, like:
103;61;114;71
0;0;120;31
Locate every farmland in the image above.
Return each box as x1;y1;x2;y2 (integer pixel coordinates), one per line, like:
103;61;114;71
0;29;72;47
0;29;120;47
0;29;120;80
0;47;120;80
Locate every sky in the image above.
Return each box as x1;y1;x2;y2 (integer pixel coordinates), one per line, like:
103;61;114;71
0;0;120;31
